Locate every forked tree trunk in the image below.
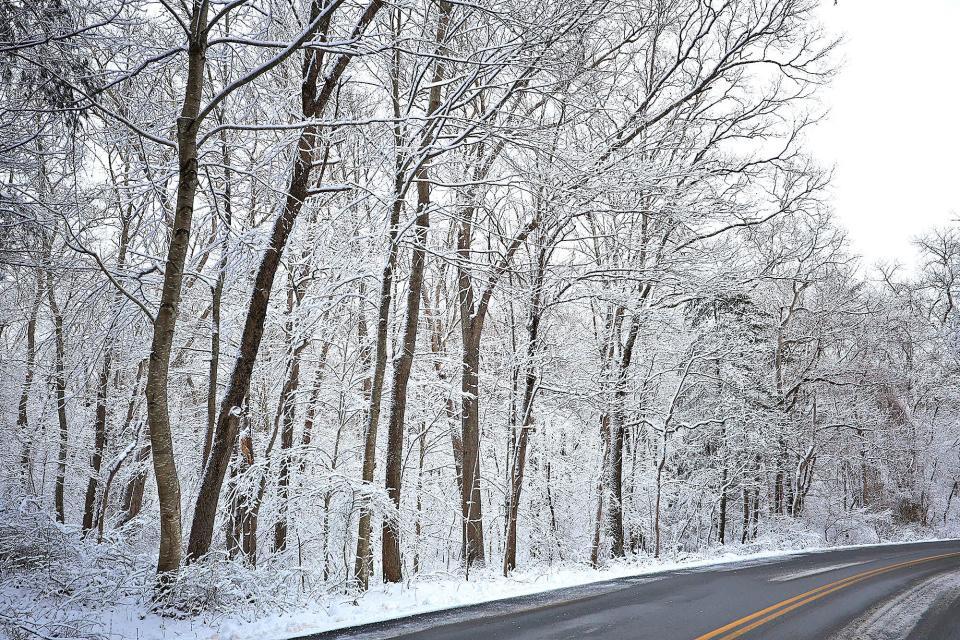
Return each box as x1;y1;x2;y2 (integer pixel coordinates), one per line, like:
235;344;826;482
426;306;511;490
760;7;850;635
187;0;385;562
95;438;137;542
381;188;430;583
457;210;541;568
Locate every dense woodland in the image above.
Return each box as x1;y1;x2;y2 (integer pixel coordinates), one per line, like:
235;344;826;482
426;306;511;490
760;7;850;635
2;0;960;616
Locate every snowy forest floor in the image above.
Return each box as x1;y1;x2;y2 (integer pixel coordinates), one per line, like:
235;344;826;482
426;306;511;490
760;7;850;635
2;504;956;640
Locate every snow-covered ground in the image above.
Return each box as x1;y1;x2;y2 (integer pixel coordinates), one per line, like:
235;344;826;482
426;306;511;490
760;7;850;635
834;569;960;640
4;537;956;640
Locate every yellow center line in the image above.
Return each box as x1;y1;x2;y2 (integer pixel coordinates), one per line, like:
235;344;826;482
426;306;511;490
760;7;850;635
693;551;960;640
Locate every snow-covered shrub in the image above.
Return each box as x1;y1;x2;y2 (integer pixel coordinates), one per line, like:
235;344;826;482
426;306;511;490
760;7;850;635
0;499;139;639
0;499;74;576
745;516;825;553
152;554;312;618
821;506;895;545
0;499;148;602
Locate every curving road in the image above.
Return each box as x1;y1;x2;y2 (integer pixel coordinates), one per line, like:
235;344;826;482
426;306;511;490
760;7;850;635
302;540;960;640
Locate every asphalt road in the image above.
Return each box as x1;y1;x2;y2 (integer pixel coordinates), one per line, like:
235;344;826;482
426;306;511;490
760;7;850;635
304;540;960;640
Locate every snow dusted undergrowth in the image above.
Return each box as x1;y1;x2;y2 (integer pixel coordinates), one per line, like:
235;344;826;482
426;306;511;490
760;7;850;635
3;502;956;640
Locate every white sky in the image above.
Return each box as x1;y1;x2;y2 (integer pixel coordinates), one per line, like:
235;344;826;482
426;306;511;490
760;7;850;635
806;0;960;269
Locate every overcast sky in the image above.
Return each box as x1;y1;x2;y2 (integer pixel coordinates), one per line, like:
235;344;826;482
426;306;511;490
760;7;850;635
807;0;960;270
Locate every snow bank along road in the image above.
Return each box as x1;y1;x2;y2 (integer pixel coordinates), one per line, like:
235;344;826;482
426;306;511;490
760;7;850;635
301;540;960;640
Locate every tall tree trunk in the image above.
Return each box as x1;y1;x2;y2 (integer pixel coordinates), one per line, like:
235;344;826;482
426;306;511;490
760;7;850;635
120;439;150;525
381;0;451;583
145;0;211;576
244;404;287;567
654;447;666;558
274;279;308;553
272;350;302;554
47;270;68;524
458;331;486;568
503;425;530;575
205;132;232;466
607;394;627;558
82;351;112;532
752;484;760;539
299;340;331;473
111;358;148;529
224;452;241;559
413;419;428;574
590;465;604;567
83;176;134;534
591;309;619;567
741;487;750;544
607;315;639;558
17;270;43;494
95;437;137;542
381;187;430;583
187;0;385;562
225;414;260;564
456;197;539;569
503;253;545;574
188;126;314;559
353;51;406;587
718;465;728;545
423;285;463;498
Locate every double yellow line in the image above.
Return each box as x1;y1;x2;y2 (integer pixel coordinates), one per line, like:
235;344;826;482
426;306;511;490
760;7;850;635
693;551;960;640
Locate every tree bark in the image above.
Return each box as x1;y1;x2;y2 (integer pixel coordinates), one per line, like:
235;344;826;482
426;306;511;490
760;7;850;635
718;466;728;544
83;175;134;534
654;447;666;558
458;330;485;567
